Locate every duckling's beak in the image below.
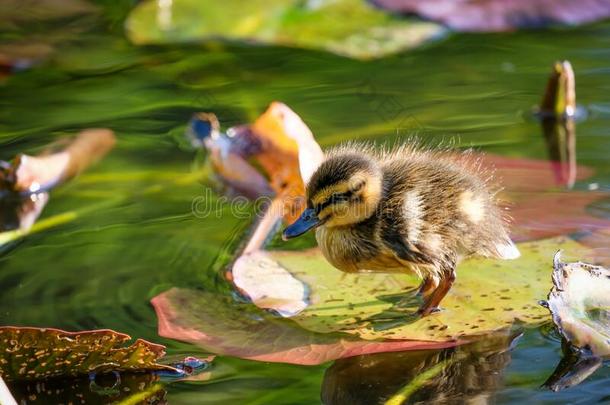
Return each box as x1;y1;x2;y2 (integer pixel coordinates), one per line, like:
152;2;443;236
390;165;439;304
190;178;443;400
282;208;321;240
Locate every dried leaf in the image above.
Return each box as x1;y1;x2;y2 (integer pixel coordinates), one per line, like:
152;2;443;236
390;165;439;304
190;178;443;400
371;0;610;32
0;129;116;195
201;102;323;224
545;254;610;358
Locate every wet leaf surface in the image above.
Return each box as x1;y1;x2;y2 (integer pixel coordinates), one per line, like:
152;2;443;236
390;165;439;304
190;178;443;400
150;237;597;366
152;288;458;366
0;327;207;381
125;0;446;59
371;0;610;32
252;237;589;342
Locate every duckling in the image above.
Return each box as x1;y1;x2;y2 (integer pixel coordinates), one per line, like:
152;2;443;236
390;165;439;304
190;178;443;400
282;142;520;316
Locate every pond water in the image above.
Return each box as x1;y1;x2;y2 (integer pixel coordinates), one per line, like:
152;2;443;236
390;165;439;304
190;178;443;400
1;4;610;404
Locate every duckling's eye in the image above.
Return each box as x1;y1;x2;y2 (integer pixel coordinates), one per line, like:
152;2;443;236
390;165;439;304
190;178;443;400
330;193;350;203
351;181;365;193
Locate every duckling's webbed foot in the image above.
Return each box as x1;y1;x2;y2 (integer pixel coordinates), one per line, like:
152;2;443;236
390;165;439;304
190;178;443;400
417;267;456;317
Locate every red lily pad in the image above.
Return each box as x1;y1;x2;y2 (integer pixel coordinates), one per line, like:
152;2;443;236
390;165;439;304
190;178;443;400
371;0;610;32
475;155;610;242
480;154;593;193
509;191;610;242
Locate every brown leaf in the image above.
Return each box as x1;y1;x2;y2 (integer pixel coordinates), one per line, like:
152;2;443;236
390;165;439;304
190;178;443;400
202;102;323;224
0;327;176;381
1;129;116;194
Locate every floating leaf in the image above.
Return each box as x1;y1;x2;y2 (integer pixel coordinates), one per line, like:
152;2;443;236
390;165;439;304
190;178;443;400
0;129;116;245
152;288;458;366
371;0;610;32
125;0;446;59
0;193;48;233
0;327;209;381
151;238;595;366
0;129;116;195
238;237;590;343
477;155;609;241
577;227;610;266
509;191;610;242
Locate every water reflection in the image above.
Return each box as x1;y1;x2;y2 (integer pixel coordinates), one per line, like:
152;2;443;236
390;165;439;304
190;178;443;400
9;372;166;405
322;332;519;405
0;193;48;232
541;117;576;189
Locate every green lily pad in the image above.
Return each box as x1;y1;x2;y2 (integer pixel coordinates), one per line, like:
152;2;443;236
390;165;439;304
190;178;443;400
241;237;592;342
125;0;445;60
156;236;595;365
0;327;177;381
152;287;459;366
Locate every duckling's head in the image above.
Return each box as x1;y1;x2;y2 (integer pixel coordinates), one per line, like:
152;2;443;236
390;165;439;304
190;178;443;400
282;152;382;240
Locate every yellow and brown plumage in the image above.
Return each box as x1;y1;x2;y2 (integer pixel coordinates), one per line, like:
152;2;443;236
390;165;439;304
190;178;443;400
282;142;520;316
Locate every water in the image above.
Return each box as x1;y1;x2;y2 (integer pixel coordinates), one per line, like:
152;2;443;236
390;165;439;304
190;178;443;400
1;3;610;404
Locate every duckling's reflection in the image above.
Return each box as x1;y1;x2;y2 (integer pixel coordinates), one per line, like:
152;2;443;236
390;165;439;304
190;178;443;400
322;332;519;405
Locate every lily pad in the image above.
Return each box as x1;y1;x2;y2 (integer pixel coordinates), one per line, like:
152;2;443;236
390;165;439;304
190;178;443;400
371;0;610;32
125;0;446;60
155;237;595;365
243;237;590;342
0;327;199;381
509;191;610;242
152;288;458;366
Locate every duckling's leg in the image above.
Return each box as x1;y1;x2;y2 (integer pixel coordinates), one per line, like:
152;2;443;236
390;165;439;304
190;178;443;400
417;276;438;297
417;258;457;316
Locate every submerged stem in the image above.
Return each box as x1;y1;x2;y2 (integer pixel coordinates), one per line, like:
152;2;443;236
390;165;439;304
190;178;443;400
384;358;453;405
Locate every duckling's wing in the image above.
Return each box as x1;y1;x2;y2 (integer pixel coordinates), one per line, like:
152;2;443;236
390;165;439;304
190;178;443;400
379;222;435;265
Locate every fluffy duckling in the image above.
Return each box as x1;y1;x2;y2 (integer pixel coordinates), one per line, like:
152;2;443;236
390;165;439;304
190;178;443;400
282;143;520;316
